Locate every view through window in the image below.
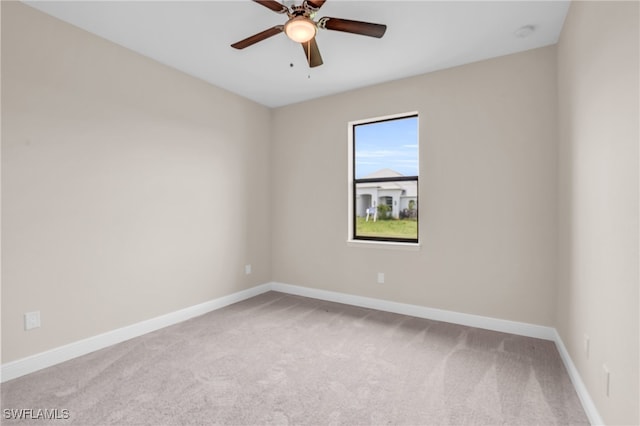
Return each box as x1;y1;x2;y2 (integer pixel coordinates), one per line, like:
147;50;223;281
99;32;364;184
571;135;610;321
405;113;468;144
352;114;419;243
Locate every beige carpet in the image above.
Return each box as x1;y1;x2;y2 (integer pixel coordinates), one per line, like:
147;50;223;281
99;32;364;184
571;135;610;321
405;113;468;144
1;291;588;425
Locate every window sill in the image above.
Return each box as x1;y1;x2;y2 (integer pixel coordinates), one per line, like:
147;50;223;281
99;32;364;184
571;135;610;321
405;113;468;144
347;239;421;251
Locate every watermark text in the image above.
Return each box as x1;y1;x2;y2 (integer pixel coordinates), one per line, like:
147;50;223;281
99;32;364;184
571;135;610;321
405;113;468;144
3;408;70;420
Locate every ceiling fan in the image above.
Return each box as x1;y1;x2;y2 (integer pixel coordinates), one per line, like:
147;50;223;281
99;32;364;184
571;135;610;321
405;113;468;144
231;0;387;68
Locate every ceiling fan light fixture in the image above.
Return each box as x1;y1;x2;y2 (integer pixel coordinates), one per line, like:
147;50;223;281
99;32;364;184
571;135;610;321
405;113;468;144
284;16;316;43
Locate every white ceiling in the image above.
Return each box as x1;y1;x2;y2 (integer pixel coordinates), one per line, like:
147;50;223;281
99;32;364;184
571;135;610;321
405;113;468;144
24;1;570;108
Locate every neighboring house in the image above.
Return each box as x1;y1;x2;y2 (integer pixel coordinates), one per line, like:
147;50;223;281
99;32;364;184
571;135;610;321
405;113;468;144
355;169;417;219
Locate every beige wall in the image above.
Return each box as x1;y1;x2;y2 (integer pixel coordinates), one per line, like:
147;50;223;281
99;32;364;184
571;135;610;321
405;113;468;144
557;2;639;424
1;2;272;363
272;46;558;326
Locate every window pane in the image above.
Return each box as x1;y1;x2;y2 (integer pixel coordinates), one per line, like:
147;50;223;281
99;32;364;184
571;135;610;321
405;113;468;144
351;114;419;243
354;116;418;179
355;181;418;240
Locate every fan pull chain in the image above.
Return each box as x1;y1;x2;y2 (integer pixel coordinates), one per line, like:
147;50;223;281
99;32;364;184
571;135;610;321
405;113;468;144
307;39;312;78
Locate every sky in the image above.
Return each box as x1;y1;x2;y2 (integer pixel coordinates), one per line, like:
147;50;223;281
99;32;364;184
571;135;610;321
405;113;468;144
354;116;419;179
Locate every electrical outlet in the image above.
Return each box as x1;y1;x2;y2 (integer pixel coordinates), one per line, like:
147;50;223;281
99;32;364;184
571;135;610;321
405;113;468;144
24;311;41;330
584;334;590;359
377;272;385;284
603;364;610;397
245;264;252;275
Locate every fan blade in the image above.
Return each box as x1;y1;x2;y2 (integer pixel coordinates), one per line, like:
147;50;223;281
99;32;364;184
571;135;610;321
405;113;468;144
231;26;283;49
319;17;387;38
304;0;326;10
253;0;288;14
301;37;323;68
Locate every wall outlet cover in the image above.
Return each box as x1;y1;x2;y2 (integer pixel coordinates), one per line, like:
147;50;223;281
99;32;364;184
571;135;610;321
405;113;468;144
24;311;41;330
603;364;610;397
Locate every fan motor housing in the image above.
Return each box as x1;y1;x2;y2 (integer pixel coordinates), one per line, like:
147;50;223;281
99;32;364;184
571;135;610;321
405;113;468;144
290;5;313;18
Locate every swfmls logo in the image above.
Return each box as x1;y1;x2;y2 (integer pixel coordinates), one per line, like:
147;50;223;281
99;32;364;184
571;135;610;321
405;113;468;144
3;408;70;420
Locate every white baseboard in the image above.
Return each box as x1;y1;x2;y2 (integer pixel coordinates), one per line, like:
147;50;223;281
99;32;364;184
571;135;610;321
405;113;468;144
0;283;271;383
270;282;556;340
1;281;602;426
553;330;604;426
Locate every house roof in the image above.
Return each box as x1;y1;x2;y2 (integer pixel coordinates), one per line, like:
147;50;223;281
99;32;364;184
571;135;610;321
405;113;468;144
357;169;417;197
362;168;405;179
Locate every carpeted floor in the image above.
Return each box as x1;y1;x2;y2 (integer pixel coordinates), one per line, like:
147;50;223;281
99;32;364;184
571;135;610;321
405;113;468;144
1;291;589;425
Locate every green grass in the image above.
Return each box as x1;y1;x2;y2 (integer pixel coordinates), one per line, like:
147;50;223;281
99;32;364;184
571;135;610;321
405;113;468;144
355;217;417;239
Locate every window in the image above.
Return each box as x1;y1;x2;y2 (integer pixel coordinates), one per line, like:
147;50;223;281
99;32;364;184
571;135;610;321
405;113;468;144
348;113;419;244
